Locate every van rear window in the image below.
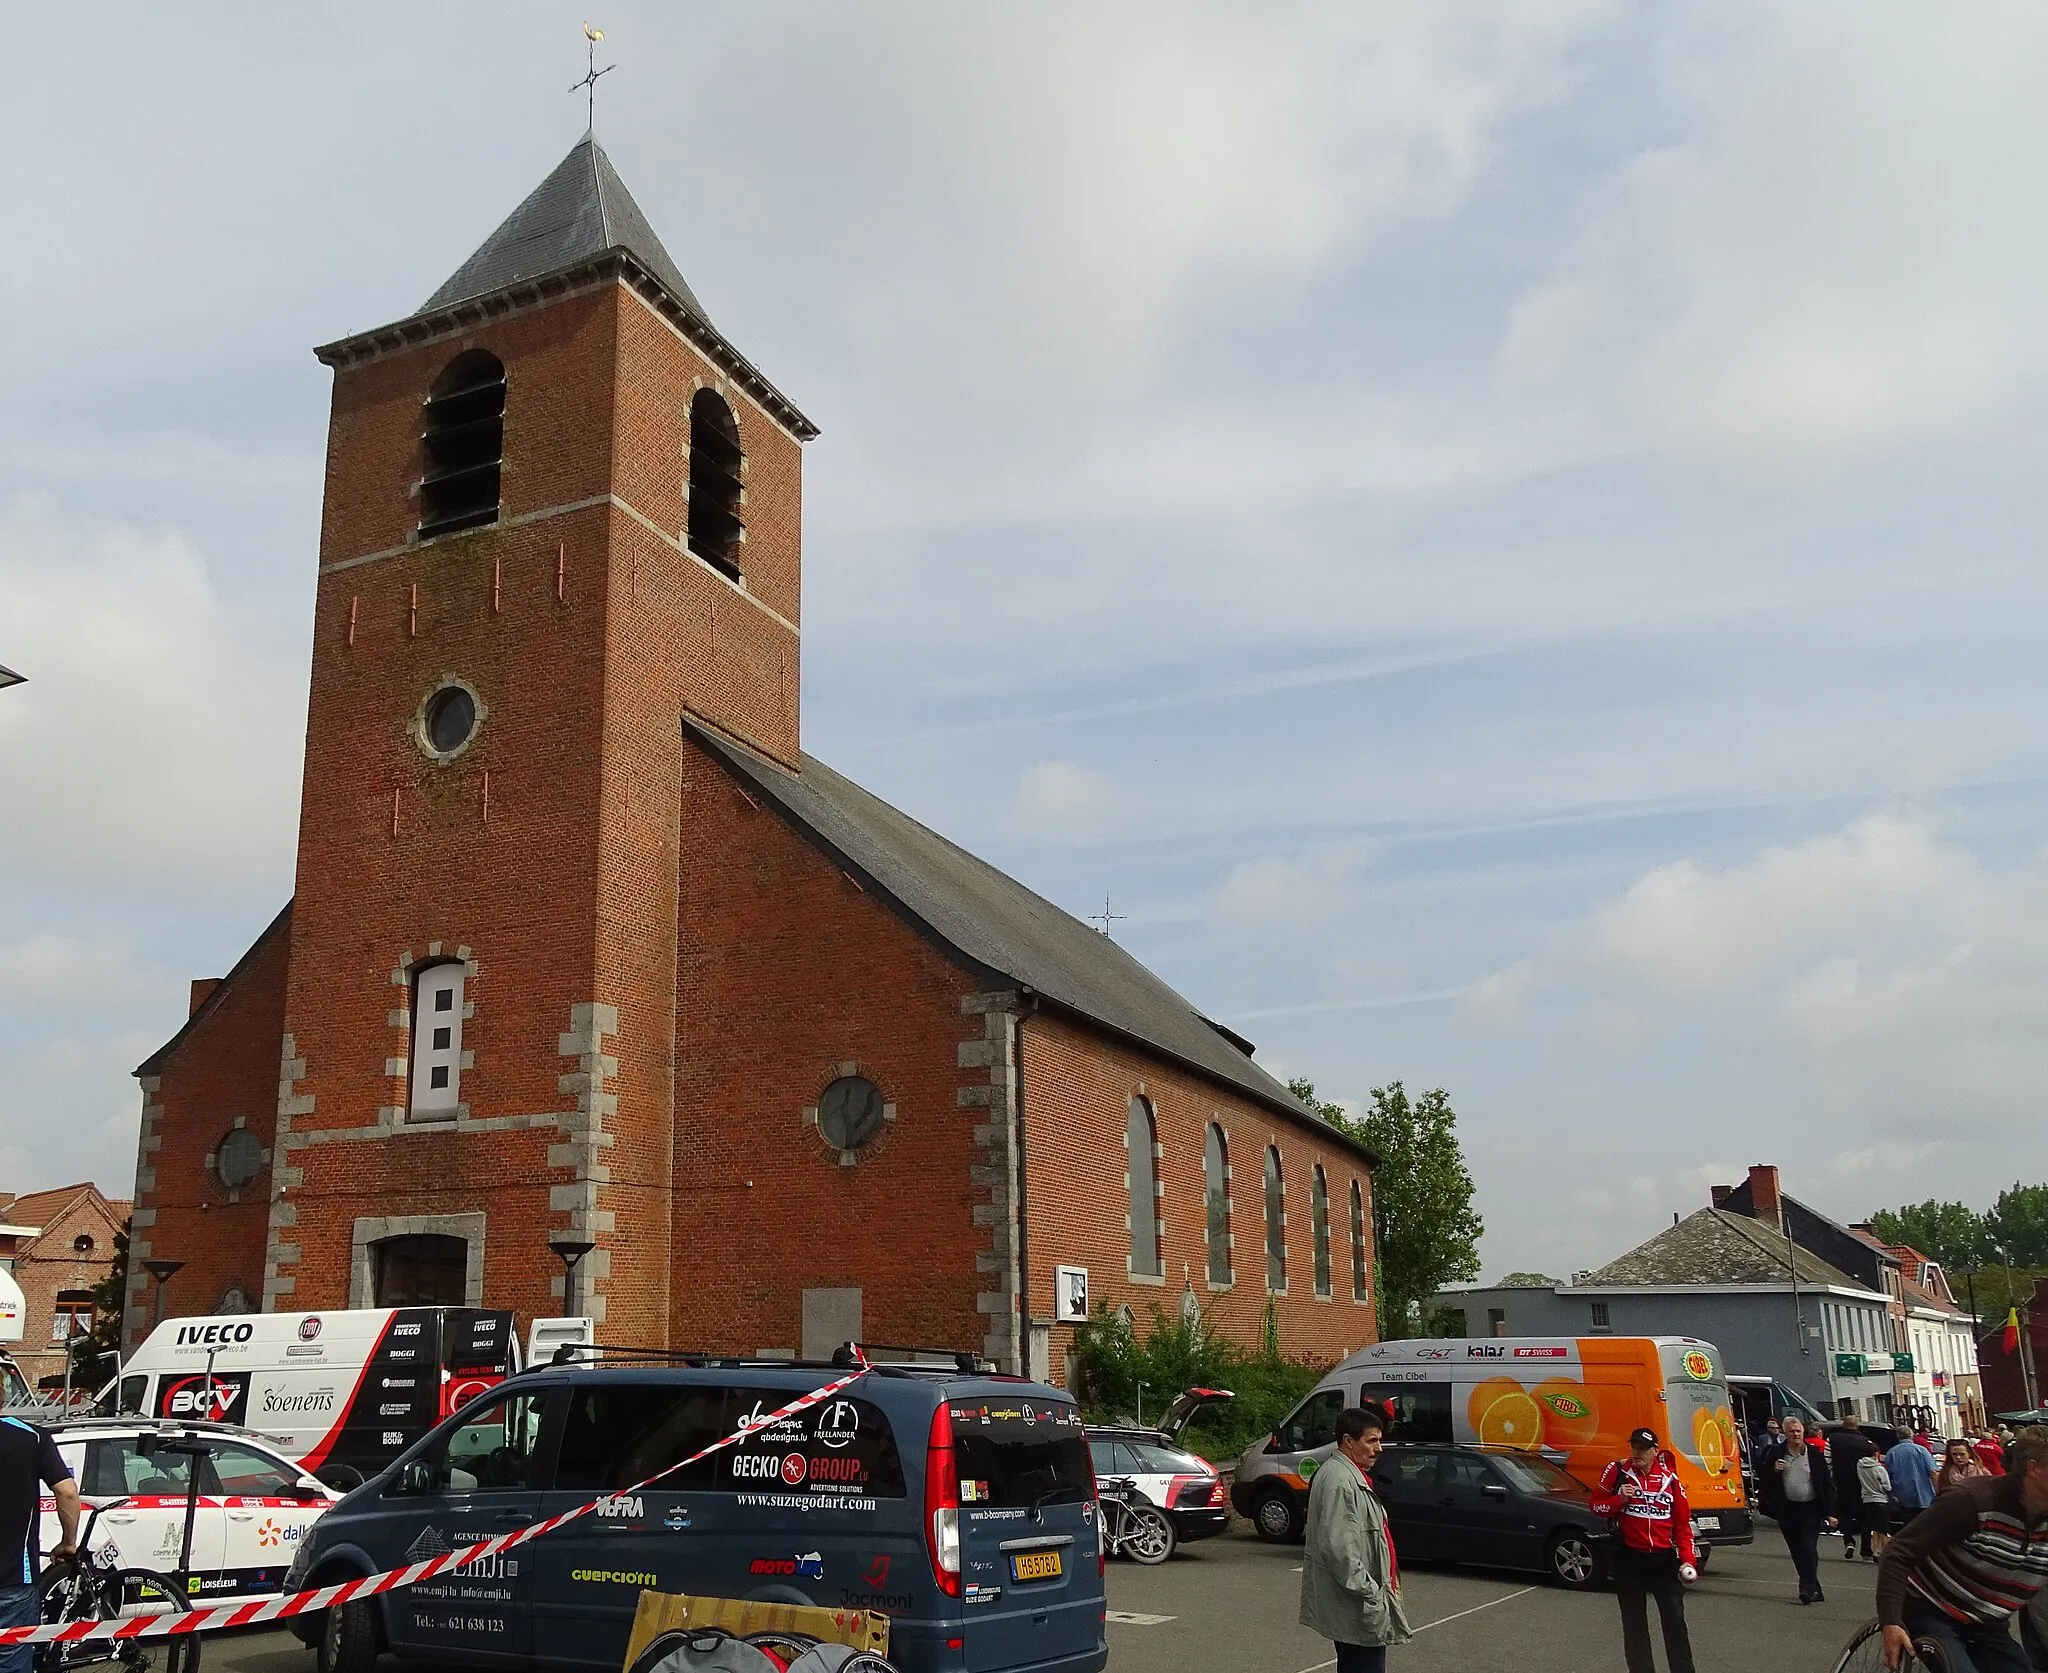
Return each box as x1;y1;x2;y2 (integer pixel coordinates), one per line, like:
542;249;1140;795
553;1383;905;1500
948;1398;1092;1509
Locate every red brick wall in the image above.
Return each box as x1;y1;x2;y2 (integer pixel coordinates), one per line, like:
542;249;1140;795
1021;1009;1377;1378
669;728;987;1354
126;914;291;1347
10;1191;128;1390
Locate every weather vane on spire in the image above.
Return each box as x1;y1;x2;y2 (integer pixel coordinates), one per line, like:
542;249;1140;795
571;23;614;132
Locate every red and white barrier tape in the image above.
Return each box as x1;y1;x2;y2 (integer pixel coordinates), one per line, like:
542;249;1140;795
0;1365;868;1646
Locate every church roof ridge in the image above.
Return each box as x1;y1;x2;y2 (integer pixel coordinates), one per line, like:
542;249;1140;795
417;133;712;326
682;718;1373;1159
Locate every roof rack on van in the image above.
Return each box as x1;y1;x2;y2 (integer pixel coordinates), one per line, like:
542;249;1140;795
542;1340;1000;1376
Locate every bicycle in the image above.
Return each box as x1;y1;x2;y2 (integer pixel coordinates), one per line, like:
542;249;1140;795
34;1497;199;1673
1833;1612;2048;1673
1097;1475;1176;1565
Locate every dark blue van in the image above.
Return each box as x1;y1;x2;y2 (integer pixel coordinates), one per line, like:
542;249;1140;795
284;1353;1107;1673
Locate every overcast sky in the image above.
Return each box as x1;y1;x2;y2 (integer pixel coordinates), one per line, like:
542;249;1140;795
5;2;2048;1280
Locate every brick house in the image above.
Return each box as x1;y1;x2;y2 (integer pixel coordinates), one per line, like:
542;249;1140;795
123;137;1379;1381
0;1185;130;1393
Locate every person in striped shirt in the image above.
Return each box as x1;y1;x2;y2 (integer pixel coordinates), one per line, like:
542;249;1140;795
1877;1427;2048;1672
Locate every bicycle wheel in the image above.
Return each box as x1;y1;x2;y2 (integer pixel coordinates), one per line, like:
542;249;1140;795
1834;1617;1941;1673
1120;1502;1177;1566
35;1565;200;1673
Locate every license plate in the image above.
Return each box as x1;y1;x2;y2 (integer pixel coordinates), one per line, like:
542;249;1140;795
1010;1550;1063;1583
1693;1516;1720;1531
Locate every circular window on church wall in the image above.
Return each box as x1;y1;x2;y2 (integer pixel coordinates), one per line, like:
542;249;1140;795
214;1127;264;1190
413;678;486;763
814;1075;890;1162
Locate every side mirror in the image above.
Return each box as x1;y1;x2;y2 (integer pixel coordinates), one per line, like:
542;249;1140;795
1481;1482;1509;1500
395;1460;434;1496
291;1479;328;1501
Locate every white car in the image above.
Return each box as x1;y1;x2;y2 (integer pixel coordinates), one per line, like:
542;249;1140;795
39;1418;340;1602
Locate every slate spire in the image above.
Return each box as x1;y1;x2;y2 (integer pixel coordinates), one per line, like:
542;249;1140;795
417;135;711;326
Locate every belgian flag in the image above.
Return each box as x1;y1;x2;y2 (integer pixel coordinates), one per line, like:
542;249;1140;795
2002;1307;2021;1356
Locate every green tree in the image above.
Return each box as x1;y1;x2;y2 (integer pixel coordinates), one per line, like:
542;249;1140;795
1290;1078;1483;1340
1986;1184;2048;1267
1869;1200;1986;1270
1499;1272;1561;1288
70;1218;129;1386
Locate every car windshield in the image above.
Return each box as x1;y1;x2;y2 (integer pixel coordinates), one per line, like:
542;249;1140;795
1491;1454;1585;1496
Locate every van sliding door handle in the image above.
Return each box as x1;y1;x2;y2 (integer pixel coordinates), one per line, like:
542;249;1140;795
493;1510;534;1525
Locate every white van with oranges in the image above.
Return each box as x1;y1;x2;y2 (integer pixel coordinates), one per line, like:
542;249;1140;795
1232;1336;1753;1556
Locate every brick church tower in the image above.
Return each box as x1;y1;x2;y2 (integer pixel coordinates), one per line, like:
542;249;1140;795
129;137;1379;1380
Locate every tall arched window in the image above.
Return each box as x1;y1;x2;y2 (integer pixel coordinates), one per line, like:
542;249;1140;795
419;350;505;537
408;961;466;1121
1351;1180;1370;1303
1127;1096;1162;1278
1264;1146;1286;1293
1202;1124;1231;1286
1311;1166;1332;1298
687;389;745;581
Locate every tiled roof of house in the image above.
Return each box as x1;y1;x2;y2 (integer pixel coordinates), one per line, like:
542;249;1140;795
1584;1207;1870;1290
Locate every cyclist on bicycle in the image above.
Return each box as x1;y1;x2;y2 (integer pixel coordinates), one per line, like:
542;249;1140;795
1877;1427;2048;1671
0;1415;79;1673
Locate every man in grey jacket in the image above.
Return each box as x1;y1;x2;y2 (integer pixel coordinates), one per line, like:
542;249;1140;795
1299;1406;1413;1672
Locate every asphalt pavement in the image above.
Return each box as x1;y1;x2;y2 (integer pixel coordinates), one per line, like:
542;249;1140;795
201;1530;1882;1672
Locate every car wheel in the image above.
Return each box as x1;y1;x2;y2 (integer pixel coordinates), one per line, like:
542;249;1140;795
1251;1489;1303;1543
319;1594;380;1673
1548;1530;1603;1590
315;1463;365;1492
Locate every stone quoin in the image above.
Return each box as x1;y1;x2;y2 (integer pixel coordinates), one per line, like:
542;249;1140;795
122;135;1380;1378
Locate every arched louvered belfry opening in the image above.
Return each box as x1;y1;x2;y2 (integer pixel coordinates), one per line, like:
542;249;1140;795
418;350;506;537
687;388;744;580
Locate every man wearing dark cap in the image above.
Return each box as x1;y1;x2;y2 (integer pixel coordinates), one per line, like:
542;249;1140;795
1591;1426;1698;1673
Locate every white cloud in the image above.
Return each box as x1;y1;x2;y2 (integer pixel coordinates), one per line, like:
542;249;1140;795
1504;3;2048;465
1211;846;1370;931
1469;808;2048;1194
0;493;303;892
1584;812;1972;990
1011;760;1121;845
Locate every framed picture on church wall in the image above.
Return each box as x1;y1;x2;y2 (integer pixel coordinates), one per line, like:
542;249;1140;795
1055;1266;1089;1324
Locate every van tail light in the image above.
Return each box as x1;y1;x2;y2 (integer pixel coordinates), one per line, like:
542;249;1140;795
924;1401;962;1598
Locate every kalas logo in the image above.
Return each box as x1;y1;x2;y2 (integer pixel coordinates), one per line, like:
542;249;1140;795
780;1454;808;1487
298;1316;322;1342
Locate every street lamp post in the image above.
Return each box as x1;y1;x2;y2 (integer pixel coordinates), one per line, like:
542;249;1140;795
142;1260;184;1329
549;1240;595;1320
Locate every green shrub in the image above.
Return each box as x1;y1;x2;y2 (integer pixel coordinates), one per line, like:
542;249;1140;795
1068;1299;1331;1465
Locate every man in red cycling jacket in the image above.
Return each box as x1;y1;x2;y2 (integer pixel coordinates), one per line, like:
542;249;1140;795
1592;1427;1699;1673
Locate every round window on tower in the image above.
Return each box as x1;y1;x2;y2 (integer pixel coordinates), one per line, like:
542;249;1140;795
412;677;486;763
811;1075;892;1164
214;1127;264;1190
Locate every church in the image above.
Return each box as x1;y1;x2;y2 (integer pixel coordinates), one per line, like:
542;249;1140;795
121;136;1379;1382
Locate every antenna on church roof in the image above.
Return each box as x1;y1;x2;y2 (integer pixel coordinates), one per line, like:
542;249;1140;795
571;22;615;133
1087;889;1127;937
